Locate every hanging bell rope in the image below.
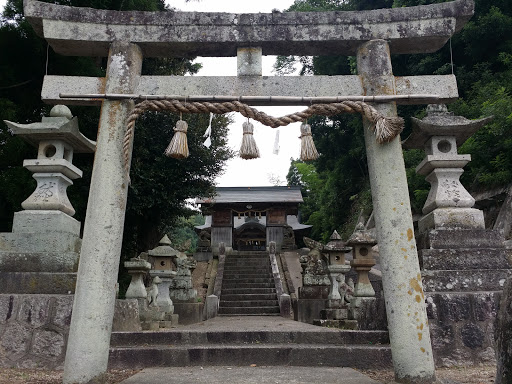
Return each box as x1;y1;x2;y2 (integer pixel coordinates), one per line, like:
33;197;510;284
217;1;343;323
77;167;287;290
164;119;189;159
239;120;260;159
123;99;404;181
300;123;319;161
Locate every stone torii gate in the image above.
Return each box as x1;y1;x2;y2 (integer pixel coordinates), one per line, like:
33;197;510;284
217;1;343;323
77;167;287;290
23;0;473;382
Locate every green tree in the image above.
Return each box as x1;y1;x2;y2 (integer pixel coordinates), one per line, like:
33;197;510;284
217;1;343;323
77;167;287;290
280;0;512;241
0;0;233;257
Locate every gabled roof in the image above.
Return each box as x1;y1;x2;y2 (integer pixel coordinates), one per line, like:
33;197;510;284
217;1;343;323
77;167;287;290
196;186;303;205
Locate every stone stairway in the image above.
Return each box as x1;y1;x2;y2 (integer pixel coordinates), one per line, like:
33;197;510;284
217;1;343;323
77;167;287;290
108;316;391;369
218;251;280;316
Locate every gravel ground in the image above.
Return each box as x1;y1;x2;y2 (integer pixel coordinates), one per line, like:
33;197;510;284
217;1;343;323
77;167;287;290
362;365;496;384
0;365;496;384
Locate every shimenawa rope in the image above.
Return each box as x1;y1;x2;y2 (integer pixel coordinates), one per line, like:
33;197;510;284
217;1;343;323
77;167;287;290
123;99;404;181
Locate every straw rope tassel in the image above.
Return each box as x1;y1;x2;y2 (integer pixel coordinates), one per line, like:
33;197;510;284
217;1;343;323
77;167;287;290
299;122;319;161
239;120;260;159
164;119;189;159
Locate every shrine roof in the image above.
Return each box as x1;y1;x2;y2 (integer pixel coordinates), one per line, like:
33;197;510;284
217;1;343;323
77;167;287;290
196;186;303;205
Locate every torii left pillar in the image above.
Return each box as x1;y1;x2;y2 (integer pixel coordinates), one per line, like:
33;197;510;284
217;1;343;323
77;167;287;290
63;41;142;384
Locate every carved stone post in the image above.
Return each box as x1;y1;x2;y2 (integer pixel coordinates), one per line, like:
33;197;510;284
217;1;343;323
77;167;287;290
63;42;143;384
357;39;436;382
402;104;491;233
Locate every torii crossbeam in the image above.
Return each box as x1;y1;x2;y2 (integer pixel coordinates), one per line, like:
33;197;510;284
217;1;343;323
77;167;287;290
23;1;474;383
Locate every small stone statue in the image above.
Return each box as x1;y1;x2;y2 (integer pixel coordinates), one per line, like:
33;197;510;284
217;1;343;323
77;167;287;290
300;237;330;286
339;277;355;306
146;276;161;307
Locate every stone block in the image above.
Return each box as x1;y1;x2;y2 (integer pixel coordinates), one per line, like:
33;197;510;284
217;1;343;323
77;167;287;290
418;208;485;233
460;322;485;349
279;294;291;319
0;295;17;324
17;295;51;328
237;47;262;76
31;328;65;358
0;322;32;361
433;293;471;322
473;292;499;321
0;251;79;273
141;321;160;331
429;323;455;351
422;269;511;292
193;251;212;262
320;308;348;320
112;299;142;332
312;319;358;329
298;286;329;300
0;231;81;254
417;229;505;250
205;295;218;320
12;210;81;236
295;299;326;324
0;272;77;294
173;302;204;325
420;248;511;271
52;295;73;328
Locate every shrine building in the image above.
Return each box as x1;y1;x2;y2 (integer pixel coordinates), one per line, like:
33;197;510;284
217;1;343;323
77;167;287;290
195;186;311;254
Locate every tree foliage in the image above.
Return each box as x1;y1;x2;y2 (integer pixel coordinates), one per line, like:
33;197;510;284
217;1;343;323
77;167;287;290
284;0;512;241
0;0;233;260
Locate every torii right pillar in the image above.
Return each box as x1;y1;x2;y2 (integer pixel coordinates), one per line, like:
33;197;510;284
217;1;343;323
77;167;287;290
357;39;436;383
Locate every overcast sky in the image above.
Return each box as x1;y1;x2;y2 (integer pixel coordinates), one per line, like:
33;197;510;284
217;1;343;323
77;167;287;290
1;0;301;186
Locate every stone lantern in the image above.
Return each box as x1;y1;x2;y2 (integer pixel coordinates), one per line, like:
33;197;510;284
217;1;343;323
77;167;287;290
4;105;95;219
313;231;357;329
324;230;352;308
402;104;492;233
147;235;178;314
0;106;95;293
347;222;377;307
124;257;152;299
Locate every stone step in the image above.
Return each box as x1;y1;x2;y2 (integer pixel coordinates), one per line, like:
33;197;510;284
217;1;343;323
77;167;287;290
226;254;269;258
110;329;390;347
417;229;504;250
221;288;276;295
421;248;511;271
222;277;274;284
224;261;270;267
218;306;280;315
0;271;77;294
223;274;273;280
108;344;392;370
217;313;282;317
219;300;279;308
425;291;501;322
221;294;278;301
230;252;269;257
422;268;512;292
222;282;276;289
223;266;271;271
222;271;272;276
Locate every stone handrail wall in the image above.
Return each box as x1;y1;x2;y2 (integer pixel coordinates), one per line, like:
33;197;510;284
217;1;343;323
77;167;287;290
269;243;291;318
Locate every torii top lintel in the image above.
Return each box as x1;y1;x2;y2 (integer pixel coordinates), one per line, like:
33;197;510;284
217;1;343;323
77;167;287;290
24;0;473;58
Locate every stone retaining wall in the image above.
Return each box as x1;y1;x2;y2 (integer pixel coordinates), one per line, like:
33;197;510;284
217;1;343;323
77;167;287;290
0;294;140;369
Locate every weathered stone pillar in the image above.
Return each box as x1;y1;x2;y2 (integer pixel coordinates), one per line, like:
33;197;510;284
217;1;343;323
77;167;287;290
63;42;143;384
357;39;436;383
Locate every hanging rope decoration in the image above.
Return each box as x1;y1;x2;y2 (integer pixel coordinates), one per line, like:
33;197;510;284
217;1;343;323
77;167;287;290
240;120;260;159
123;99;404;181
299;122;319;161
164;119;189;159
